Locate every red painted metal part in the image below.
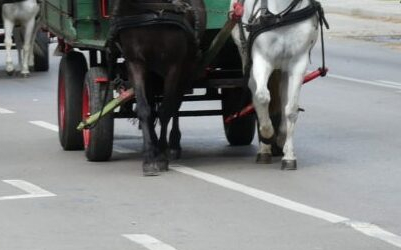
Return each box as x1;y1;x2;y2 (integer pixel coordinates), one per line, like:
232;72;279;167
101;0;110;18
232;3;244;21
82;84;91;149
58;38;72;54
58;75;66;131
224;68;328;124
95;77;109;84
303;67;328;84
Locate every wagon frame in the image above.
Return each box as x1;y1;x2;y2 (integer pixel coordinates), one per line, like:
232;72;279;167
40;0;256;160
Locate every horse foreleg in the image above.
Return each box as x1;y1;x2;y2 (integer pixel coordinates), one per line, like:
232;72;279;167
280;56;309;170
3;18;15;75
250;56;274;164
127;62;159;176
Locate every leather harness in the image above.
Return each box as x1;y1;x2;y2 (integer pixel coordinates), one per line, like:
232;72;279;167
1;0;28;5
108;1;199;46
237;0;329;76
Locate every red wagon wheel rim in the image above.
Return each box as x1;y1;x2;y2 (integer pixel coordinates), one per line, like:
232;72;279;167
82;84;91;149
58;76;66;131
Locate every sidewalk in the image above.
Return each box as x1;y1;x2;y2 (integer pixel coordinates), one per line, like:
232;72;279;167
322;0;401;22
319;0;401;49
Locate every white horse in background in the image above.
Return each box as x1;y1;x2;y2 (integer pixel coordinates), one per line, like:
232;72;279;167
1;0;39;77
231;0;325;170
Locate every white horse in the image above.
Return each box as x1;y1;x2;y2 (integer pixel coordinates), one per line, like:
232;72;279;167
1;0;39;77
231;0;325;170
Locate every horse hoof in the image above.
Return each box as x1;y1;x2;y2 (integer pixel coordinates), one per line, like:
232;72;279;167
281;160;297;170
256;153;272;164
6;70;14;76
271;144;284;157
21;73;30;78
169;149;181;160
143;163;160;176
158;162;169;172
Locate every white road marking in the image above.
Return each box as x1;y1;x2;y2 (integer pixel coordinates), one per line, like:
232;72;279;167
171;165;401;248
28;121;135;154
29;121;59;132
346;221;401;247
0;180;56;201
0;107;15;114
123;234;177;250
328;74;401;91
378;80;401;87
113;145;137;154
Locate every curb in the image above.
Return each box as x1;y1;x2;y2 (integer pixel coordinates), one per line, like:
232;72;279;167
325;6;401;22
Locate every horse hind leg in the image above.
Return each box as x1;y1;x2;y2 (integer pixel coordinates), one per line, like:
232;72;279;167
169;114;182;160
29;21;40;69
249;58;275;164
268;69;284;157
280;56;309;170
3;18;15;75
127;61;160;176
158;64;183;171
20;16;36;77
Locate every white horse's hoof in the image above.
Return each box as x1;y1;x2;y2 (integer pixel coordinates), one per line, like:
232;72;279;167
256;153;272;164
21;72;30;78
6;70;15;76
281;160;297;170
6;64;15;75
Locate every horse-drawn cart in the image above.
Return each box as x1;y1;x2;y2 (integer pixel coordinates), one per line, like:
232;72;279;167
39;0;256;160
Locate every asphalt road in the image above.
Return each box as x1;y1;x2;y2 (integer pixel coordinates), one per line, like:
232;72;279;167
0;35;401;250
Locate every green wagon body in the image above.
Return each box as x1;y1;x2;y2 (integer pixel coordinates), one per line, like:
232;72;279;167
41;0;231;49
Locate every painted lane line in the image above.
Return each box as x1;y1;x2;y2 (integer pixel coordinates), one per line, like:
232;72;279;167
346;221;401;248
328;74;401;91
0;107;15;114
28;121;136;154
0;180;56;201
113;145;137;154
29;121;59;132
171;165;347;223
170;165;401;249
123;234;178;250
378;80;401;87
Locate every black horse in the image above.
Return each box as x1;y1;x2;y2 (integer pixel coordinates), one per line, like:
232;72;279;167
110;0;206;176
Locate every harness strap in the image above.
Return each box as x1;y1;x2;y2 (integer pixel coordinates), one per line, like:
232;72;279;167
1;0;26;5
279;0;303;17
110;13;195;38
260;0;268;13
125;2;192;14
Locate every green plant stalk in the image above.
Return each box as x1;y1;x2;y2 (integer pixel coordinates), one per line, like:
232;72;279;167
77;88;135;131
